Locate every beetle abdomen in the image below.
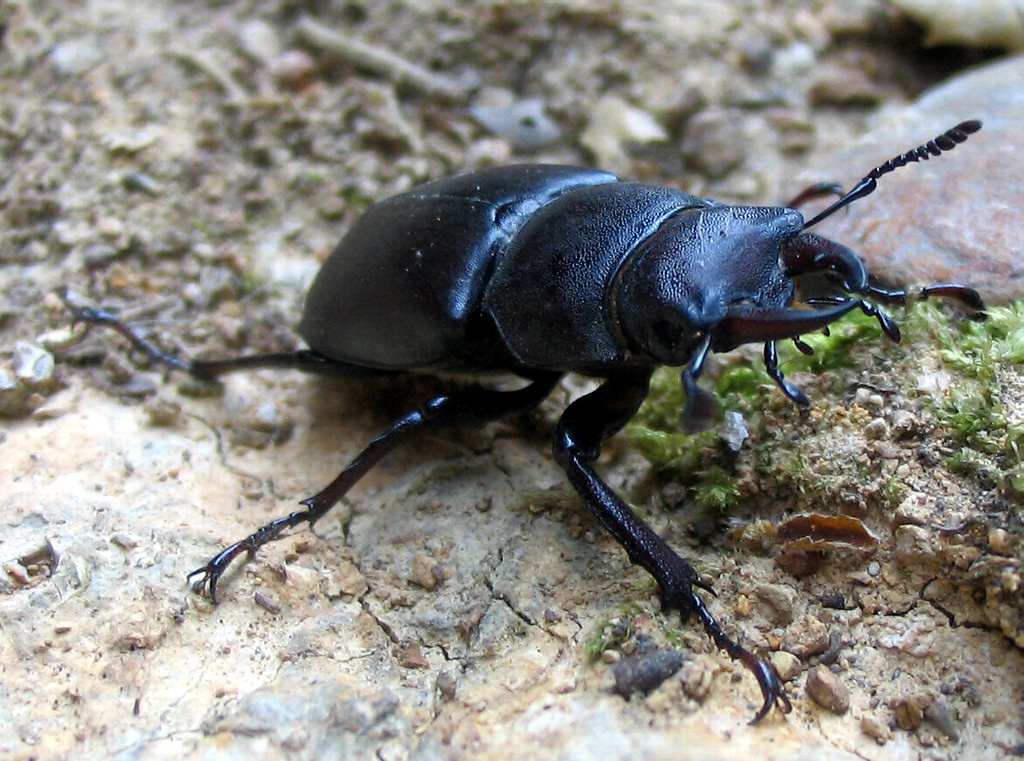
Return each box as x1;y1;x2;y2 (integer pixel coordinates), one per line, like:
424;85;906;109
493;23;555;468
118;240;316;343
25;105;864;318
298;165;617;371
484;182;706;373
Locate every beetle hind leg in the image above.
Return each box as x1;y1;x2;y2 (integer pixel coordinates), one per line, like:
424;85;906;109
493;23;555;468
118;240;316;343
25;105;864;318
552;370;791;723
60;289;388;379
189;371;563;602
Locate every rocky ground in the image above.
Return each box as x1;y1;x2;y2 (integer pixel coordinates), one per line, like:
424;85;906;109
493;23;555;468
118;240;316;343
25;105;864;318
1;2;1022;759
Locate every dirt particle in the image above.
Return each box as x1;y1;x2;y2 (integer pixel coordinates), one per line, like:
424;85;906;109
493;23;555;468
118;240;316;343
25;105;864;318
864;418;889;440
784;614;830;659
806;665;850;714
924;697;960;740
254;589;282;614
753;583;798;625
144;396;183;427
409;554;439;590
768;650;801;681
271;50;318;91
988;528;1011;554
679;656;718;704
861;711;891;743
894;692;933;731
399;644;431;670
681;108;747;178
436;670;458;700
611;647;685;699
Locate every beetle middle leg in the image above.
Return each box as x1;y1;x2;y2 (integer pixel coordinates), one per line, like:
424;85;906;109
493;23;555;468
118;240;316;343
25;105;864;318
552;370;791;723
189;371;563;601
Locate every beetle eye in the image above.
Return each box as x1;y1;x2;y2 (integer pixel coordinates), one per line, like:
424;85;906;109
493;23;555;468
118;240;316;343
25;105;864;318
650;319;684;353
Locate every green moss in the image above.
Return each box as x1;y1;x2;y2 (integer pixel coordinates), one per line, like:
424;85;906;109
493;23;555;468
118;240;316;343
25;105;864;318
938;383;1006;454
910;301;1024;382
910;301;1024;495
692;465;741;511
583;604;644;661
237;268;264;296
880;476;910;509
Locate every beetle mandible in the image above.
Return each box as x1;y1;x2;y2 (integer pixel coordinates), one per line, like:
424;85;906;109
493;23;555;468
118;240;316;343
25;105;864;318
65;120;984;723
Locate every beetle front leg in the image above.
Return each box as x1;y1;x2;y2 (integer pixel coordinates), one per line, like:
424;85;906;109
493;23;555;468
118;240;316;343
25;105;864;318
190;372;563;601
552;371;791;723
680;334;719;433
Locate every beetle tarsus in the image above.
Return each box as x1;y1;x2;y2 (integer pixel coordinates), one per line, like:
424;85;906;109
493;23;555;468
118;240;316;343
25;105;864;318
792;336;814;355
859;301;901;342
920;283;986;314
678;578;792;723
188;507;315;602
764;340;810;406
59;288;192;373
786;181;843;209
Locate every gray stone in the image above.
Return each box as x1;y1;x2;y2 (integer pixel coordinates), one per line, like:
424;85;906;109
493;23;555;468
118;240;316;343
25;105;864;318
800;56;1024;304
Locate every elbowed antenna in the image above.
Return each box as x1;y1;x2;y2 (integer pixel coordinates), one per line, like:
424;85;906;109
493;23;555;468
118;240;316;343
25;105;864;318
802;120;982;230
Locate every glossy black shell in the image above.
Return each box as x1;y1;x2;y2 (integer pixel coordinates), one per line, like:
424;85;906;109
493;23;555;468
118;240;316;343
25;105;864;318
298;165;708;374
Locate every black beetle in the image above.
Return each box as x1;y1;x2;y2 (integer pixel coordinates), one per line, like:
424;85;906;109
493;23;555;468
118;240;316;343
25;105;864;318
64;120;984;723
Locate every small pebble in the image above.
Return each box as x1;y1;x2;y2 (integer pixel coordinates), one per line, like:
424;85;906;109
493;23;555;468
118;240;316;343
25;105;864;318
864;418;888;440
681;108;747;178
253;589;282;614
144;397;183;427
581;95;667;169
894;693;931;731
400;644;431;670
988;528;1011;554
0;372;37;417
122;171;162;196
436;670;458;700
738;35;774;75
719;411;749;452
890;409;917;435
612;648;685;699
470;97;561;151
49;38;103;75
924;697;960;740
82;243;120;266
236;18;281;65
36;325;86;352
13;342;55;387
408;554;439;591
753;583;797;625
768;650;801;681
784;614;830;659
678;656;717;703
806;665;850;714
271;50;318;90
861;711;891;743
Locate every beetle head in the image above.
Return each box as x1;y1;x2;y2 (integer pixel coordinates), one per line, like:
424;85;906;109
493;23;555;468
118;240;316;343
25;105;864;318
673;120;985;430
615;205;804;365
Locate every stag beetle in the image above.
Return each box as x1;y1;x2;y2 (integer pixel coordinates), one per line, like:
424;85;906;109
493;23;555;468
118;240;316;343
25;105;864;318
65;120;984;723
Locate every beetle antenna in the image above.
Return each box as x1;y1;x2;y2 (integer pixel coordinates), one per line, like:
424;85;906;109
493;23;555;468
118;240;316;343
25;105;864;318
802;120;981;230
